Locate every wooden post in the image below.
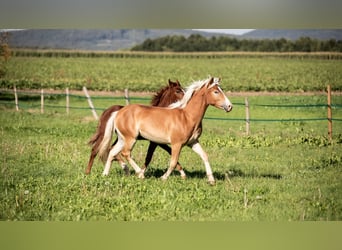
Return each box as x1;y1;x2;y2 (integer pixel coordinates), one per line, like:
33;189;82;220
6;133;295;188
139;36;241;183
83;86;98;120
41;89;44;114
13;85;19;111
244;188;248;209
327;85;332;141
124;88;130;105
66;88;70;115
245;97;250;135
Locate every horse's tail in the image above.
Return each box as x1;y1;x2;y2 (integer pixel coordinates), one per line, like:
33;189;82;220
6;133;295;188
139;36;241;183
88;124;102;148
97;111;119;163
88;105;123;159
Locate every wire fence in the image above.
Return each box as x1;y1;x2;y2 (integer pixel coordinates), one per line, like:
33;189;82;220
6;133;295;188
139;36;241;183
1;86;342;138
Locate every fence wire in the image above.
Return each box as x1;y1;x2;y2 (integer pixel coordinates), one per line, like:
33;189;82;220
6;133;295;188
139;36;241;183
1;89;341;123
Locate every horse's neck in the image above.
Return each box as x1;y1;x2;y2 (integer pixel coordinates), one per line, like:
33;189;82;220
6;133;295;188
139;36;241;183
157;91;175;107
183;90;208;126
159;95;172;107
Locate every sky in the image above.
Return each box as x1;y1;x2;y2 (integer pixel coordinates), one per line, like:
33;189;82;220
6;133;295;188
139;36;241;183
193;29;255;35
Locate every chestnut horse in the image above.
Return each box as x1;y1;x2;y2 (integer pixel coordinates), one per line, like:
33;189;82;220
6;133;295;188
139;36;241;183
99;77;233;185
85;79;185;175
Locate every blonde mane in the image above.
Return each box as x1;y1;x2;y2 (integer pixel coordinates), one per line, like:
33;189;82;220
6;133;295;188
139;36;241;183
168;77;220;109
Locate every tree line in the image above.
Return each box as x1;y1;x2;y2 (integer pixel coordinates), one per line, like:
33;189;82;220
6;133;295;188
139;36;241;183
131;34;342;52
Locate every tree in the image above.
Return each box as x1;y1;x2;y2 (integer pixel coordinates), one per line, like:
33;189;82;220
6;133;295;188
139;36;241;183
294;37;313;52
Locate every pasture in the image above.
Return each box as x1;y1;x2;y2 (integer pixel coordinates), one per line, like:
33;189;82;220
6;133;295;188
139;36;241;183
1;54;342;92
0;54;342;221
1;91;342;221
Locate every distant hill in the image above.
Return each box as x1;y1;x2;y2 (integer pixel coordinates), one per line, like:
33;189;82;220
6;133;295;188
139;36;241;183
6;29;228;51
4;29;342;51
241;29;342;40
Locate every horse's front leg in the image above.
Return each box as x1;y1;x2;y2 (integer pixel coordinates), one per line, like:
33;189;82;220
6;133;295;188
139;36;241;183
158;143;186;179
161;143;182;181
189;141;215;185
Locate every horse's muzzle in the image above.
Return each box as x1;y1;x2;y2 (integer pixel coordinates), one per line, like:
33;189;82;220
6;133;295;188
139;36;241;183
224;104;233;112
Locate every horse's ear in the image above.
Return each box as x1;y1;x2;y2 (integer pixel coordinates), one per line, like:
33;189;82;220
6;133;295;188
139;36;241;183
168;79;177;87
207;77;214;87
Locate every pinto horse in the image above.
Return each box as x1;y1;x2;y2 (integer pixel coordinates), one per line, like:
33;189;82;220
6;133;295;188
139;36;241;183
85;79;185;175
99;77;233;185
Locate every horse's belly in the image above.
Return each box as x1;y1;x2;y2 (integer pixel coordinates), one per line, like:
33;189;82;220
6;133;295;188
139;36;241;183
139;129;170;144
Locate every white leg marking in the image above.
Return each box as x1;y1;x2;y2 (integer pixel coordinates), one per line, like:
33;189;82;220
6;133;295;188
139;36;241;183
127;157;143;177
138;167;146;179
191;142;215;184
102;135;124;176
179;169;186;179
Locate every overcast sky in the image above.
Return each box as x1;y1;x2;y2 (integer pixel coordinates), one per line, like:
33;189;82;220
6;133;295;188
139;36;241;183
193;29;255;35
2;29;256;35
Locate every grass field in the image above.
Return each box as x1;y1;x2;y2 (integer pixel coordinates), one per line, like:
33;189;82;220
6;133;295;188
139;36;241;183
1;54;342;221
1;91;342;221
1;55;342;92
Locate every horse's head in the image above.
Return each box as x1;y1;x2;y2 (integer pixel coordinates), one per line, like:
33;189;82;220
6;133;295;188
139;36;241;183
168;79;185;102
205;77;233;112
151;79;184;107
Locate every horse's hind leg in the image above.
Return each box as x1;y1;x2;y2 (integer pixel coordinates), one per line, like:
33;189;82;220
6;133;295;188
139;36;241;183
121;137;143;178
111;139;129;175
114;154;129;175
102;136;125;176
85;147;97;174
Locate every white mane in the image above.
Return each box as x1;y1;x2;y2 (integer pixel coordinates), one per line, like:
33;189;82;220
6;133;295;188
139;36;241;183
168;77;220;109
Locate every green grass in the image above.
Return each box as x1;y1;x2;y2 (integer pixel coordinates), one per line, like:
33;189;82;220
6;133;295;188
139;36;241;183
1;94;341;221
1;56;342;91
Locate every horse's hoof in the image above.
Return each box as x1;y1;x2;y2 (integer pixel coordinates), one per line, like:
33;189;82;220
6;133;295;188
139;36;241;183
124;169;130;176
137;172;145;179
208;180;216;186
181;175;186;180
207;174;215;186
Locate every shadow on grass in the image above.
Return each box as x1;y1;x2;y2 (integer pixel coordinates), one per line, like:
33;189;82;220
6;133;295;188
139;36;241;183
143;167;282;181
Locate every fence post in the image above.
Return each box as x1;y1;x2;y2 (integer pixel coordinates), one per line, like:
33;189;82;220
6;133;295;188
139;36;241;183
124;88;130;105
66;88;70;115
83;86;98;120
245;97;250;135
327;85;332;141
13;85;19;111
41;89;44;114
